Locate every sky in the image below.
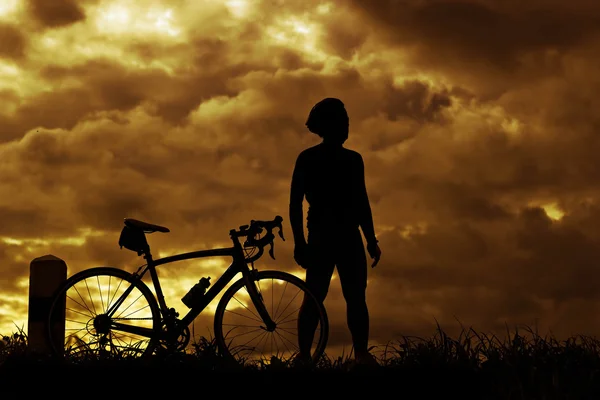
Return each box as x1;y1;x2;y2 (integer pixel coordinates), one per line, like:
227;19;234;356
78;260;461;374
1;0;600;355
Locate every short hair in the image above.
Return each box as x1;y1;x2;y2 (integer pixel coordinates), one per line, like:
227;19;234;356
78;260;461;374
305;97;348;137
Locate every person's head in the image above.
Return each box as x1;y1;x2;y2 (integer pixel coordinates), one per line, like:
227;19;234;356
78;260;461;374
305;97;349;145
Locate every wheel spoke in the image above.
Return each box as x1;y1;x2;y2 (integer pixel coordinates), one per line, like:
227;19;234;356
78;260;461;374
48;269;159;361
84;279;98;316
273;282;289;320
224;306;262;323
72;286;95;317
216;271;328;366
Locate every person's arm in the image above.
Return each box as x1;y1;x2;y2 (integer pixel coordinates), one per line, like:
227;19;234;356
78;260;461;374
289;153;307;246
356;154;377;248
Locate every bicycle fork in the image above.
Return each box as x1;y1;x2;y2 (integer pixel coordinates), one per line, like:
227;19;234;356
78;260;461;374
245;270;277;331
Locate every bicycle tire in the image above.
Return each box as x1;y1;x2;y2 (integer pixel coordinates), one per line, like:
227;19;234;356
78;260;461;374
46;267;161;360
214;270;329;365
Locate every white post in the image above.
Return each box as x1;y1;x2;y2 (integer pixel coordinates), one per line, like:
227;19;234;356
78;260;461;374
28;254;66;356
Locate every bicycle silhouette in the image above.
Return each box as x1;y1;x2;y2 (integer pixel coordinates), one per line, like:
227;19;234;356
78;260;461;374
46;215;329;365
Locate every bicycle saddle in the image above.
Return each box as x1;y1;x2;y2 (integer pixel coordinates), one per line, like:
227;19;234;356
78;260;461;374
124;218;170;233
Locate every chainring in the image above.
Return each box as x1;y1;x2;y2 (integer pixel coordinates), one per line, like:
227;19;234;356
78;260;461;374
159;320;190;352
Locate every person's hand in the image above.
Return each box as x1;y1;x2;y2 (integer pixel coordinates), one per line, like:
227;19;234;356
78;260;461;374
294;242;309;269
367;242;381;268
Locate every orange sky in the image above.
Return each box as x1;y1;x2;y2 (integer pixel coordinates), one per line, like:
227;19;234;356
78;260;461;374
2;0;600;353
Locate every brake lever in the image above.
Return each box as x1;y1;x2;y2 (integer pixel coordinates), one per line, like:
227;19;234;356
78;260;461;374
268;242;275;260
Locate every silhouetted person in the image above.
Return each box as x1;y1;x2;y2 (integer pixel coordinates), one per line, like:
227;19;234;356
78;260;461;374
291;97;382;365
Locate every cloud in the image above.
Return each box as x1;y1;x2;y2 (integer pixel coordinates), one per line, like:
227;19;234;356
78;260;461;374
26;0;86;29
349;0;600;66
348;0;600;99
0;23;27;60
1;0;600;355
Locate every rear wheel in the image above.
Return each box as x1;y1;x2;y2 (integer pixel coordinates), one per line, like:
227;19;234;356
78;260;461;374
214;270;328;366
47;267;161;361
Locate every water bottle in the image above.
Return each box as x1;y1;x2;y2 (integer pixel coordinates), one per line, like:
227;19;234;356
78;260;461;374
181;277;211;309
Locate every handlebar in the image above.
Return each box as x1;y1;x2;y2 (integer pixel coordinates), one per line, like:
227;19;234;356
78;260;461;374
229;215;285;261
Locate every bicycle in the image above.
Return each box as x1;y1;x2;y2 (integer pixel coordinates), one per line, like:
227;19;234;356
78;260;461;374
46;215;329;365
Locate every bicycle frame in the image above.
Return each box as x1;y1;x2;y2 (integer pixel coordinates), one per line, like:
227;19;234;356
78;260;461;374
107;234;275;339
152;247;247;327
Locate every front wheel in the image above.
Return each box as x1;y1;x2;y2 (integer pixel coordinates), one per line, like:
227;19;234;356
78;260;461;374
47;267;161;361
214;270;329;366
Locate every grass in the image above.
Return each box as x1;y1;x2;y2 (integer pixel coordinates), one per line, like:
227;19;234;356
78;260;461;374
2;323;600;399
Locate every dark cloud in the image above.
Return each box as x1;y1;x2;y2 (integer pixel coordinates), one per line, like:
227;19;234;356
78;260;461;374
2;55;241;141
367;202;600;339
0;208;50;238
383;79;452;122
0;23;27;60
347;0;600;100
27;0;86;29
349;0;600;68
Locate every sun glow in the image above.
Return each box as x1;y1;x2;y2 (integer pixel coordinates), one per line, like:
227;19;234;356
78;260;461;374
0;0;18;20
541;203;565;221
0;293;27;336
501;117;522;136
225;0;249;18
1;228;105;248
400;223;429;239
99;3;130;26
0;61;48;100
287;269;306;281
265;16;327;62
292;20;311;35
0;62;19;77
95;3;181;37
393;73;439;89
316;3;333;14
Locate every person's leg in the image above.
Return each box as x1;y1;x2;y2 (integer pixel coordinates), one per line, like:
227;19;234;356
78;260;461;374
297;237;335;360
335;229;370;359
